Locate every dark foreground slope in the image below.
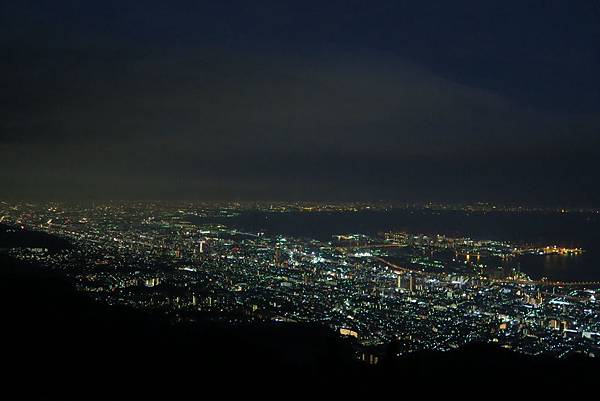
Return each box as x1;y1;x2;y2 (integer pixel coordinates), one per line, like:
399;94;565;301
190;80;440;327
3;254;598;398
1;254;362;398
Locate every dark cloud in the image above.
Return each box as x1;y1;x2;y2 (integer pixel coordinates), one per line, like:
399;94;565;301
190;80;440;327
1;1;599;205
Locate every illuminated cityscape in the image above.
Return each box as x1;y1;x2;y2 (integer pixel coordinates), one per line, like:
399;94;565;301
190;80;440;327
3;1;600;395
2;201;599;361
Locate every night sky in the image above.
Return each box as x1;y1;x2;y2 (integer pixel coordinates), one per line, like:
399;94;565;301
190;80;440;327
2;1;599;205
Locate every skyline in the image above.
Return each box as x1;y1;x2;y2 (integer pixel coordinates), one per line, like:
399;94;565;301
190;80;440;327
3;200;600;364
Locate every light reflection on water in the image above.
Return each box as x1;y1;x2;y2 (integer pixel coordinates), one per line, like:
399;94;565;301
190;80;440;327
517;253;596;281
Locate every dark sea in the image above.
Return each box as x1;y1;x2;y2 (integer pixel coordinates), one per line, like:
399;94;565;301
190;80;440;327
189;210;600;282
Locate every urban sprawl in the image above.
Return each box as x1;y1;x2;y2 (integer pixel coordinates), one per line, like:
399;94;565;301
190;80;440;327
1;202;599;361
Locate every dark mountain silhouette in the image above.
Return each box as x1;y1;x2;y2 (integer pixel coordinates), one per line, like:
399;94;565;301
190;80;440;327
0;223;71;250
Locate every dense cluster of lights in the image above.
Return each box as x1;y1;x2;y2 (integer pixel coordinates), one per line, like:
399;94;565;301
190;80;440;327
1;201;599;361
